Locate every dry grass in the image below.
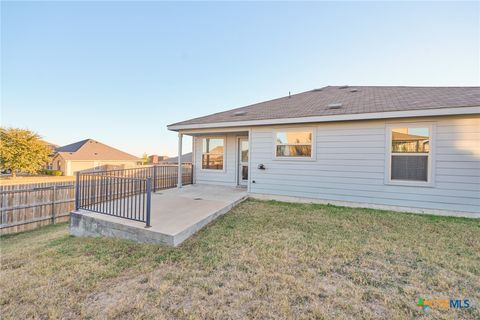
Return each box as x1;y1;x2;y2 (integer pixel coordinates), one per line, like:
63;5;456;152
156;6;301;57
1;199;479;319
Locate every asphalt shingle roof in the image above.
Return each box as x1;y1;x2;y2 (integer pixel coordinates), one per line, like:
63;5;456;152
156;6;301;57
55;139;90;153
55;139;139;161
169;86;480;127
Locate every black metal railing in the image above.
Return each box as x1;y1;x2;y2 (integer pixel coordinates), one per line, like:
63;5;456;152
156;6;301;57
86;164;193;192
76;174;152;226
75;164;193;227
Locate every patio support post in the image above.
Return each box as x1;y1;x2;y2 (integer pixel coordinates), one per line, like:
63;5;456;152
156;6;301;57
177;132;183;188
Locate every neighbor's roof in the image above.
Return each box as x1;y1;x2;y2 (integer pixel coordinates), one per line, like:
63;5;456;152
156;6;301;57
392;132;428;141
55;139;140;161
168;86;480;130
160;152;193;164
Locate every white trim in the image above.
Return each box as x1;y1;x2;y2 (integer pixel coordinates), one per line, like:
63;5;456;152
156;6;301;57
384;122;435;187
180;127;251;135
233;136;239;185
247;128;252;192
199;136;227;172
192;137;196;184
237;136;249;186
273;127;316;161
167;106;480;131
66;160;71;176
177;133;183;188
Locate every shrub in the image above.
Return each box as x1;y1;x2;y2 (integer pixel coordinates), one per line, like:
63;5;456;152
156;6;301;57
41;169;63;176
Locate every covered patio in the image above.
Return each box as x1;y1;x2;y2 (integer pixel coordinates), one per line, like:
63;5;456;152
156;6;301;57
70;184;247;246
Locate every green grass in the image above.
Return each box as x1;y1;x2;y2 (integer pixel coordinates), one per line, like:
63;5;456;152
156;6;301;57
1;199;479;319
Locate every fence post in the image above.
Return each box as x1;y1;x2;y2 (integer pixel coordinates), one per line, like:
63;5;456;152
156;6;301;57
153;166;157;192
52;185;56;224
75;172;80;210
190;164;194;185
145;177;152;228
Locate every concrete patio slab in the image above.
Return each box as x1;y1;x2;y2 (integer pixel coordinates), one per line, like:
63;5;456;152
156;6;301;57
70;184;248;246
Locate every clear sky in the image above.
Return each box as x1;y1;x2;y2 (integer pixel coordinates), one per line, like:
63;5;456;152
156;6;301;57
1;1;479;157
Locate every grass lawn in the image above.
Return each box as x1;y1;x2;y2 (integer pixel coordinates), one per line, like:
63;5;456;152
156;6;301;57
1;199;479;319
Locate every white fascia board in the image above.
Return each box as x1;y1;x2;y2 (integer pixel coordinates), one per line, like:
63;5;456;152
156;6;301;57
167;106;480;131
179;127;251;135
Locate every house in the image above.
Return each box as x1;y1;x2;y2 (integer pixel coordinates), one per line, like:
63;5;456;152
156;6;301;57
42;140;59;170
168;86;480;217
52;139;141;176
159;152;193;165
148;155;169;164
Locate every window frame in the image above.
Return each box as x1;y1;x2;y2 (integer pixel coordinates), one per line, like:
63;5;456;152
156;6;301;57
273;127;316;161
385;122;435;187
200;136;226;172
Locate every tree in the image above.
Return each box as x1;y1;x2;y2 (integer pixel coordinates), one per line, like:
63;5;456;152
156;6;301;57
0;127;51;178
142;152;149;165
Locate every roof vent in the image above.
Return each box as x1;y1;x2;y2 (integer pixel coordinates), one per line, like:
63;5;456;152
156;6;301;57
339;85;349;89
350;88;358;92
312;88;323;92
327;103;343;109
233;111;247;116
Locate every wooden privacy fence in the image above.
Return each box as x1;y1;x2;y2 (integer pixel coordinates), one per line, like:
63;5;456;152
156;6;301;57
0;181;75;234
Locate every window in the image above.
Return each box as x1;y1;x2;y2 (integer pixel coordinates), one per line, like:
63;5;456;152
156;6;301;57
202;138;224;170
388;125;433;184
275;129;314;158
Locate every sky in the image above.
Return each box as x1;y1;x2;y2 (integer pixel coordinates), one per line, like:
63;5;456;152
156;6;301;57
1;1;479;157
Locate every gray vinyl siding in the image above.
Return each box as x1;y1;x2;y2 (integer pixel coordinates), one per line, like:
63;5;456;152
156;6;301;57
249;115;480;214
193;134;238;186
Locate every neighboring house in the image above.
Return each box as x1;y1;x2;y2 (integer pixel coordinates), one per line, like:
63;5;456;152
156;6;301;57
52;139;140;176
43;140;59;154
168;86;480;217
42;140;59;170
148;155;169;164
159;152;193;165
